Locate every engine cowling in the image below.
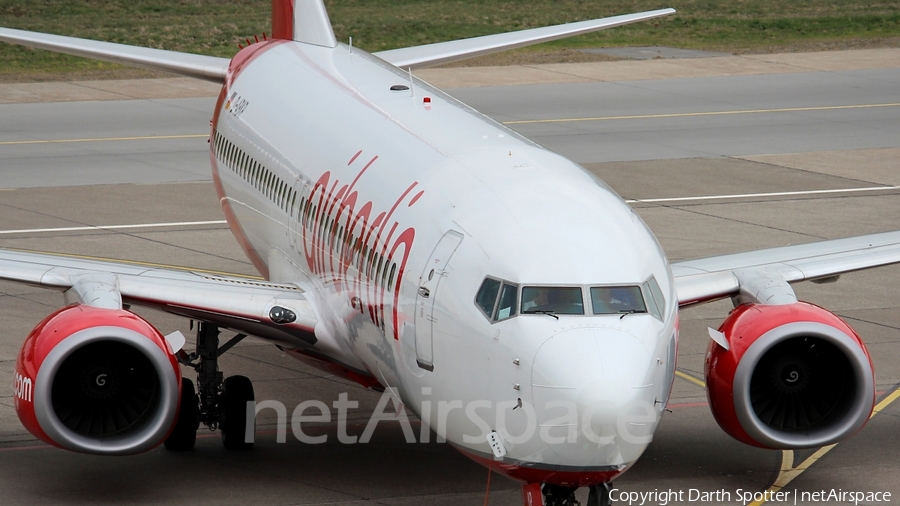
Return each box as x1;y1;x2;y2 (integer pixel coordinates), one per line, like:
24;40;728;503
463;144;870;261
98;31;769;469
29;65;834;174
14;304;182;455
705;302;874;449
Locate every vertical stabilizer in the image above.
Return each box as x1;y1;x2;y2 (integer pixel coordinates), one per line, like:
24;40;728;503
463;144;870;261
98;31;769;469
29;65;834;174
271;0;337;48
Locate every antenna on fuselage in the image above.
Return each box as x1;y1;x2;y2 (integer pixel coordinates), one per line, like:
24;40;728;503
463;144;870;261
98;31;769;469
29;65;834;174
349;36;352;55
408;67;415;98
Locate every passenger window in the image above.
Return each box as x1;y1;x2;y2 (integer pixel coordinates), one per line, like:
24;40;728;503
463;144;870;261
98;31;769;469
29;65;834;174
495;283;518;321
521;286;584;315
475;278;501;318
591;286;646;315
388;264;397;291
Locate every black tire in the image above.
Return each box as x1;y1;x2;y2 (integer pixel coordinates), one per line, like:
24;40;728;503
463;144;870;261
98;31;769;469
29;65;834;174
587;483;611;506
164;378;199;451
221;375;254;450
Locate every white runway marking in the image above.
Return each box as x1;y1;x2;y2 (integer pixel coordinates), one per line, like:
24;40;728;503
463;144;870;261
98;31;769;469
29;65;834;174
624;185;900;204
0;220;228;235
0;134;208;146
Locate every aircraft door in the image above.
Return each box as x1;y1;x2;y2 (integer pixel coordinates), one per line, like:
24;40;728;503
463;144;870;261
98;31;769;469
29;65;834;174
414;230;463;371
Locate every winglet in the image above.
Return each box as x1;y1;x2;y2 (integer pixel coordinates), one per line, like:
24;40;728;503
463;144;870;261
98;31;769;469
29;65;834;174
272;0;337;48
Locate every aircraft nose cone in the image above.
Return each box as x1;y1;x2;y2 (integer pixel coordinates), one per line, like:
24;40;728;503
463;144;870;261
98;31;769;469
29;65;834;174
531;327;657;466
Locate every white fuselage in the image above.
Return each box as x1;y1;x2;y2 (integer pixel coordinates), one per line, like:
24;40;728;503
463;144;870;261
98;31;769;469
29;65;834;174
211;39;678;485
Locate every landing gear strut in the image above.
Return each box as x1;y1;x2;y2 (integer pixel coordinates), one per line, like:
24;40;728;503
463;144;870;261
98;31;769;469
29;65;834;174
527;483;611;506
165;322;254;451
587;484;611;506
542;485;581;506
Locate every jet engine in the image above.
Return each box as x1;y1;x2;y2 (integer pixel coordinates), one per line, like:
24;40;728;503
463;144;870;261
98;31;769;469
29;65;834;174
14;304;182;455
705;302;874;449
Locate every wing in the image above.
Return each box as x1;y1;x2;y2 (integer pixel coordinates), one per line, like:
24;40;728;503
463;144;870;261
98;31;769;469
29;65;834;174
0;248;317;347
1;7;673;78
672;231;900;307
374;8;676;70
0;27;228;83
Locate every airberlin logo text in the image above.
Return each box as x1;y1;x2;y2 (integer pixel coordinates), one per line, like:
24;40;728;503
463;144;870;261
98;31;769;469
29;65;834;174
14;372;33;403
302;150;423;339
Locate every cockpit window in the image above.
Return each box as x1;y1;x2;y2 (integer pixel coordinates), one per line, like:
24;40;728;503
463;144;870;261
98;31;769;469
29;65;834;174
475;278;501;318
495;282;518;321
521;286;584;315
642;276;666;320
590;286;646;315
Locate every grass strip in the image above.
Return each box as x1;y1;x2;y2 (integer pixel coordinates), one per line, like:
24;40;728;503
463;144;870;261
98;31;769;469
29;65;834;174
0;0;898;80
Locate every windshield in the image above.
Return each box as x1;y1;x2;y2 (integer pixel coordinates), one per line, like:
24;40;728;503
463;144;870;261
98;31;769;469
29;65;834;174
590;286;647;315
521;286;584;315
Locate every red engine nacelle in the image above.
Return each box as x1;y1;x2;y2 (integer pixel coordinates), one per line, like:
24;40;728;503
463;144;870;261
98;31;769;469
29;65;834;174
705;302;874;449
15;304;182;455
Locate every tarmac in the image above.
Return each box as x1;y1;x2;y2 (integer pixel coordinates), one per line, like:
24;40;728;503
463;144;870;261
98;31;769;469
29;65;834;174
0;47;897;103
0;47;898;505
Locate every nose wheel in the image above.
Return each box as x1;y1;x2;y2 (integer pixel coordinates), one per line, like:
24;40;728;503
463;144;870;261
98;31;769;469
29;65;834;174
523;483;611;506
543;485;581;506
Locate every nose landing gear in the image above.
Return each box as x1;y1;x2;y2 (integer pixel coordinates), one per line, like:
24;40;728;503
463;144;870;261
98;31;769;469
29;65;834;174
587;484;612;506
543;484;581;506
522;483;611;506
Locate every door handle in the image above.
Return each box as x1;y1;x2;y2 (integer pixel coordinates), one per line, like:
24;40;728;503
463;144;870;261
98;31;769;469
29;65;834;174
418;287;430;298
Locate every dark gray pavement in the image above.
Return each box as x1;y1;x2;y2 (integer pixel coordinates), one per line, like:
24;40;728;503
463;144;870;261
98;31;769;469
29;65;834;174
453;68;900;163
0;67;898;188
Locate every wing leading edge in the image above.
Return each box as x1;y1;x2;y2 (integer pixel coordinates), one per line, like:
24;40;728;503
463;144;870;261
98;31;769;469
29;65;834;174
374;8;676;70
0;6;673;79
0;248;318;347
0;27;229;83
672;231;900;307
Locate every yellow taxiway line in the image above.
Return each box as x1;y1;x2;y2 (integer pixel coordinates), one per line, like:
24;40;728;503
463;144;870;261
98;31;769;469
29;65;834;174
749;387;900;506
675;369;706;388
3;103;896;144
503;102;900;125
674;366;900;505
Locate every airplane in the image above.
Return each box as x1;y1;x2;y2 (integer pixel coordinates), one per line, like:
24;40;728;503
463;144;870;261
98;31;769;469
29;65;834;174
1;2;899;505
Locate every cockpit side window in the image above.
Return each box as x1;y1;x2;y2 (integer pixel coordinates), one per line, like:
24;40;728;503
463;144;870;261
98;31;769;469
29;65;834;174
590;286;647;315
495;282;519;321
475;277;501;319
522;286;584;315
642;276;666;321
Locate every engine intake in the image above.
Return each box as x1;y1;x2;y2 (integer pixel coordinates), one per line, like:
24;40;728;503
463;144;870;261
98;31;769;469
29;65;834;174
706;302;874;449
16;305;181;455
51;341;161;438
